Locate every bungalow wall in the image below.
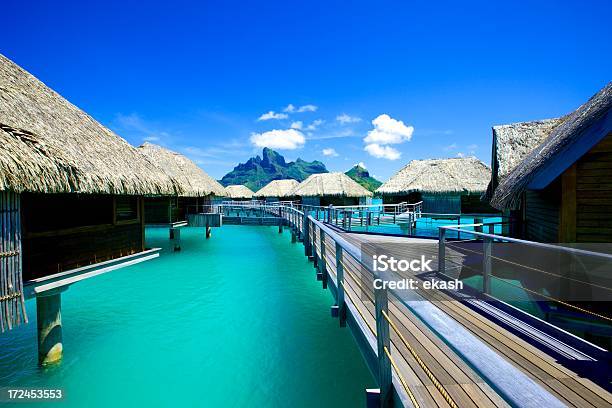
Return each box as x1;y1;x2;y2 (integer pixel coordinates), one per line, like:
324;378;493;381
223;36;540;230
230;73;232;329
21;193;145;281
301;196;364;207
145;195;215;224
523;183;560;243
522;131;612;243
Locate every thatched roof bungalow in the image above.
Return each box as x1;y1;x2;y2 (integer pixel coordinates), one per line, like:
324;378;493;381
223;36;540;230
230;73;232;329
0;53;179;332
224;185;255;200
376;157;493;214
137;143;225;224
254;179;299;202
291;172;372;206
487;82;611;243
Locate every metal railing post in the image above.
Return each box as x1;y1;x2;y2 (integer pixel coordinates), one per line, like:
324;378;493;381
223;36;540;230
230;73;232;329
483;235;492;295
438;228;446;275
327;205;333;223
374;285;392;407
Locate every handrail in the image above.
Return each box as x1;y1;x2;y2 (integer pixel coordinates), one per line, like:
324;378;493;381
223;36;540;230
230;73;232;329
277;207;570;407
440;225;612;260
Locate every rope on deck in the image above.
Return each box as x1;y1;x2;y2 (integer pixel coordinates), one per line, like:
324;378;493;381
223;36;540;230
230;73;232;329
382;309;459;408
384;346;421;408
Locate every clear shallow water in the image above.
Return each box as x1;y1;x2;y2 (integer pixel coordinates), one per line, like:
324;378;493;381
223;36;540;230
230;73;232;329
0;226;374;407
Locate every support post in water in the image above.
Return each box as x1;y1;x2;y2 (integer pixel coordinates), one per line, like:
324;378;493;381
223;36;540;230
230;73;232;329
170;227;181;251
206;225;212;239
333;242;347;326
374;285;392;407
291;228;296;243
318;228;326;287
438;228;446;275
36;289;64;366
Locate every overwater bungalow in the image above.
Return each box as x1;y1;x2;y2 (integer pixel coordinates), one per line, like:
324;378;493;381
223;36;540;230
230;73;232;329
376;157;493;214
488;82;612;243
253;179;299;202
291;172;372;206
137;143;226;225
0;54;177;360
224;184;255;201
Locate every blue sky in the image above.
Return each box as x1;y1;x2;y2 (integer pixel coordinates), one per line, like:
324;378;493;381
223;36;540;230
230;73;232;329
2;0;611;180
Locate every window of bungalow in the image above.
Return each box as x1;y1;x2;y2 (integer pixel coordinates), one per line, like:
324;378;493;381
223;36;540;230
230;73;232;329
115;196;140;222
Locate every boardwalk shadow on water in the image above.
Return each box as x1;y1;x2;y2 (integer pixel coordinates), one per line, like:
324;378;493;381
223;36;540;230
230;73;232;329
0;226;374;407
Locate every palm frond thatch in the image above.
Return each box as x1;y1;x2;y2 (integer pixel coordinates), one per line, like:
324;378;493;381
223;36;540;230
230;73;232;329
0;54;177;195
224;184;255;199
254;179;299;198
137;143;226;197
376;157;491;195
491;82;612;210
483;118;564;201
291;172;373;198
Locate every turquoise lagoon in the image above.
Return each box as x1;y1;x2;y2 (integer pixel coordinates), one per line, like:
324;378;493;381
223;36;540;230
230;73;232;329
0;226;374;407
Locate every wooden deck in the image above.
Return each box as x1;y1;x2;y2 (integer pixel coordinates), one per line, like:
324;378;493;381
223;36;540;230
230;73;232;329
304;216;612;407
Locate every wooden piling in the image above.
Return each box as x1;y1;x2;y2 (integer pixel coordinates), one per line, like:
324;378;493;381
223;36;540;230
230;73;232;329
36;290;63;365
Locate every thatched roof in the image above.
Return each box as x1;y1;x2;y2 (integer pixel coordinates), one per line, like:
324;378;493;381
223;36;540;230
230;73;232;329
224;184;254;199
254;179;299;198
137;143;226;197
491;83;612;210
291;172;373;197
376;157;491;195
0;54;177;195
483;118;565;201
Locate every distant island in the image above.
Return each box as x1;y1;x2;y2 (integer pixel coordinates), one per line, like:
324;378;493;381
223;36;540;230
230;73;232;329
220;148;328;190
220;148;382;192
345;164;382;192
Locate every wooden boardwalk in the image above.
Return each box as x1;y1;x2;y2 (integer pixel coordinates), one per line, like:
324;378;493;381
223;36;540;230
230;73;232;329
292;210;612;407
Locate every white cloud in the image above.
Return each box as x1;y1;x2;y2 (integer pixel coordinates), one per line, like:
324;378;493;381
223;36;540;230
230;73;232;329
336;113;362;124
250;129;305;150
298;104;317;112
143;136;160;142
306;119;324;131
258;111;289;121
322;148;339;157
364;114;414;145
290;121;303;130
444;143;458;151
356;161;367;169
457;152;465;158
364;143;401;160
284;104;318;113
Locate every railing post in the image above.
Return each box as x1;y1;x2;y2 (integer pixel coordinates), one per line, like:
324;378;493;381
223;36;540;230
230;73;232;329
278;206;283;233
327;205;333;223
333;242;347;326
318;228;327;288
483;235;492;295
374;285;392;407
313;224;319;269
342;210;347;229
438;228;446;275
304;214;312;257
